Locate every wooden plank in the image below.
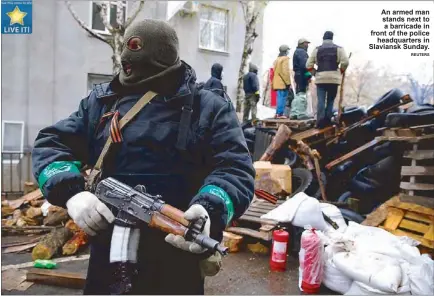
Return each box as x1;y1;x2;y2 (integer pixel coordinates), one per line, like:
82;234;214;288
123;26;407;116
383;208;405;230
399;219;430;234
326;138;382;170
404;212;433;224
245;208;270;215
423;224;434;241
390;199;434;216
226;227;273;241
399;194;434;209
404;150;434;160
400;182;434;191
401;166;434;176
26;268;86;289
381;228;434;249
259;224;276;232
238;215;278;225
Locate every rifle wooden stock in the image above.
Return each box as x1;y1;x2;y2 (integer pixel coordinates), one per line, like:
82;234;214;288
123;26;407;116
259;124;292;161
149;211;187;237
160;204;189;227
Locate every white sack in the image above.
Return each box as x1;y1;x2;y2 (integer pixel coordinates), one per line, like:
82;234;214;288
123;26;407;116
345;281;412;295
261;192;327;230
409;254;434;295
333;251;402;293
343;222;421;261
322;257;353;294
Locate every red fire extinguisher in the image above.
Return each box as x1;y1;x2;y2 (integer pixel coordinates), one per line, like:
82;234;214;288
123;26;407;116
299;229;324;294
269;229;289;271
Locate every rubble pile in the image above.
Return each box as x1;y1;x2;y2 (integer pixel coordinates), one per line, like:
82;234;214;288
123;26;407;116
1;189;89;260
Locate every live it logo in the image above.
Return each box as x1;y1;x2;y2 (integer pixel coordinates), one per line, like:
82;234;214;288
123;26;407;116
1;0;33;34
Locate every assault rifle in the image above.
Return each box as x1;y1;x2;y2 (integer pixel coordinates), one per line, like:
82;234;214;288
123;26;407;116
95;177;228;256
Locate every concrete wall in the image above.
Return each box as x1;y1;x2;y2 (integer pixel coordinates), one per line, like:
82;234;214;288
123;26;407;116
1;0;263;150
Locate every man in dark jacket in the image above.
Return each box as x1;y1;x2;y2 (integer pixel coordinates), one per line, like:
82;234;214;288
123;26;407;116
203;63;224;92
293;38;311;94
32;19;254;295
242;63;260;123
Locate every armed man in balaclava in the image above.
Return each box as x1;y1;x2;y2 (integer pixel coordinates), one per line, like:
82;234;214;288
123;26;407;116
32;19;254;295
203;63;225;94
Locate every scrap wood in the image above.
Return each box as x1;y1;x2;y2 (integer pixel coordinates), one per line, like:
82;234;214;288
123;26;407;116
2;226;57;235
25;206;43;218
2;236;43;248
226;226;273;241
259;124;292;161
8;189;43;210
30;199;45;207
1;269;34;291
3;242;38;254
43;206;69;226
26;268;86;290
1;204;15;218
2;254;90;271
62;230;89;256
32;227;73;260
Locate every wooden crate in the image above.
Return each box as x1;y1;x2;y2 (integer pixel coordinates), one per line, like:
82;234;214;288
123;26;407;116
363;195;434;253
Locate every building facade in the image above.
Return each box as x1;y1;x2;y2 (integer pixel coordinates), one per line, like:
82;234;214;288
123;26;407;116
1;0;263;193
2;0;263;153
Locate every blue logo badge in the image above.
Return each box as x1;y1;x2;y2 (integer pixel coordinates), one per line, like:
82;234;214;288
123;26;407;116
2;0;32;34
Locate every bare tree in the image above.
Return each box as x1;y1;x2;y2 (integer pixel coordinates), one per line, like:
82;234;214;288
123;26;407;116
235;1;268;112
406;74;434;105
65;1;145;75
347;61;375;103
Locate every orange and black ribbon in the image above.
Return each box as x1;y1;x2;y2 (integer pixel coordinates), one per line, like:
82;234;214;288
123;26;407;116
110;111;123;143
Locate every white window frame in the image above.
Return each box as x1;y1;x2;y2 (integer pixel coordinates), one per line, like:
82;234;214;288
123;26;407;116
86;73;113;95
198;5;229;53
90;1;127;35
2;120;25;165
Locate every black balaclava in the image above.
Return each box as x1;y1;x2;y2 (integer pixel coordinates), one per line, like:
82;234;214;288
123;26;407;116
119;19;183;92
211;63;223;80
249;63;258;74
323;31;334;40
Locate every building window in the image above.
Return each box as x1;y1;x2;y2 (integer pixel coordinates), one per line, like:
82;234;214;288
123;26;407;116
91;1;126;34
2;121;25;164
199;5;228;52
87;73;113;94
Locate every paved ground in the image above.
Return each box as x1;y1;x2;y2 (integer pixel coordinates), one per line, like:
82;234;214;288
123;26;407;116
2;236;336;295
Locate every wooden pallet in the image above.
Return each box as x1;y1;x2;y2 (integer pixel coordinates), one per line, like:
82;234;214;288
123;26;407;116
400;136;434;197
227;198;283;241
261;118;315;130
363;195;434;253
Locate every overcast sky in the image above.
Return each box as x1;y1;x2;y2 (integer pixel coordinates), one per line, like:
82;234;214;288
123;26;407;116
262;1;434;84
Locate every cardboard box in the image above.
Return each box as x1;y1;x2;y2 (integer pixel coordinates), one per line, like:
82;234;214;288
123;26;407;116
253;161;292;196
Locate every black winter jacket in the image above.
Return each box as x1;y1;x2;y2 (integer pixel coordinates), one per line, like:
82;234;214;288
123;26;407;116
32;62;254;241
293;46;309;75
203;63;224;92
243;66;260;95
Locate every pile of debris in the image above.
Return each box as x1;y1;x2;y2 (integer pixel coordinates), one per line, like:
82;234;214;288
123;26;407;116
1;188;88;260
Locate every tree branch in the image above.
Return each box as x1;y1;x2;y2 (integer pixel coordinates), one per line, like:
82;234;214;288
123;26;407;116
125;0;145;28
64;1;110;45
99;2;114;33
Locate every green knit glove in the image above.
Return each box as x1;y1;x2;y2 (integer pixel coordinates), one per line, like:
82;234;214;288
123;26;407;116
304;71;312;79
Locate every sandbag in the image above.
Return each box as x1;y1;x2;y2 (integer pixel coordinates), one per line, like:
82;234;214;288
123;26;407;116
261;192;327;230
290;92;309;119
323;257;353;294
333;251;402;293
409;254;434;295
345;281;411;295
